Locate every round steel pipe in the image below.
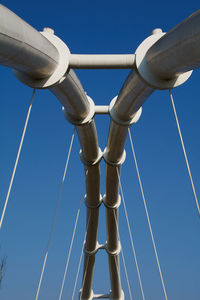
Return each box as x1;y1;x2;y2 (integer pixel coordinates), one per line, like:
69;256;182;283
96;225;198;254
146;10;200;79
112;70;153;121
81;254;95;300
50;70;93;123
106;208;119;253
0;4;59;79
85;208;99;252
108;255;123;300
85;165;101;207
69;54;136;69
76;120;100;162
106;124;128;163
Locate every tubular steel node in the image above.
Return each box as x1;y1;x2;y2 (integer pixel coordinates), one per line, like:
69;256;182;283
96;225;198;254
0;3;200;300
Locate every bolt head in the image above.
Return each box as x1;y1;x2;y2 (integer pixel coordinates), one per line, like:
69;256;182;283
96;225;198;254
151;28;163;35
43;27;54;34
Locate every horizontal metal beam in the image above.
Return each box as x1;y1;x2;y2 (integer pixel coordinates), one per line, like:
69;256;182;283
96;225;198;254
69;54;136;69
95;105;109;114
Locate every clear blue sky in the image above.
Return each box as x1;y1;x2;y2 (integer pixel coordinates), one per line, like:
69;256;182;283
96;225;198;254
0;1;200;299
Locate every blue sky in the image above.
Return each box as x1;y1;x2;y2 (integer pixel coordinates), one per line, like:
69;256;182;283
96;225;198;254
0;1;200;299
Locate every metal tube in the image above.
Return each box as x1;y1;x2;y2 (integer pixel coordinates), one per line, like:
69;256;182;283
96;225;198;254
95;105;109;114
112;70;154;121
106;208;119;253
108;255;123;299
50;70;92;123
85;208;99;252
50;62;100;300
146;10;200;79
81;254;96;299
0;4;100;296
106;124;128;163
76;120;100;163
104;165;123;299
81;208;99;299
69;54;136;69
0;4;59;79
85;165;101;207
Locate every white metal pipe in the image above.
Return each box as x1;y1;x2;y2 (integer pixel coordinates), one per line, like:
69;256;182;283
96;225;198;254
105;9;200;229
95;105;109;114
111;71;154;122
0;5;100;297
76;121;100;162
69;54;136;69
0;4;59;79
108;255;123;299
146;10;200;79
50;70;92;123
104;10;200;299
81;254;96;299
81;207;100;299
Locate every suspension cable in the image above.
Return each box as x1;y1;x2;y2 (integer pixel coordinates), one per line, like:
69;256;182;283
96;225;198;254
72;211;91;300
0;89;36;230
120;248;133;300
35;128;75;300
58;182;86;300
169;89;200;216
116;167;145;300
128;128;168;300
113;208;133;300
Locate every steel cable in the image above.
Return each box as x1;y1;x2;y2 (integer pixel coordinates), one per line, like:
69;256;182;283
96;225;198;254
128;128;168;300
0;88;36;229
116;167;145;300
35;128;75;300
169;89;200;216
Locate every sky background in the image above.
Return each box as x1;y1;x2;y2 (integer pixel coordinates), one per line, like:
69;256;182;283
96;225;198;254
0;1;200;299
